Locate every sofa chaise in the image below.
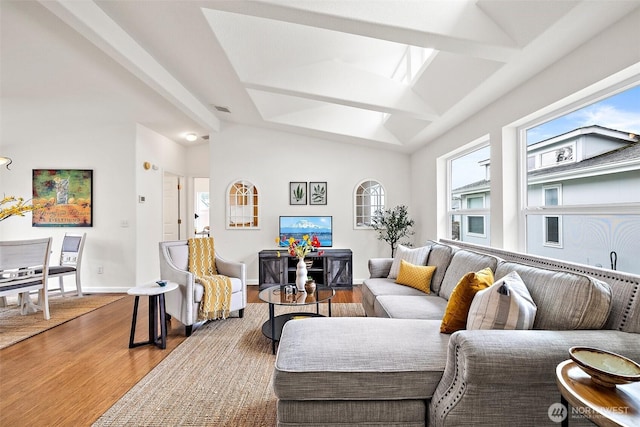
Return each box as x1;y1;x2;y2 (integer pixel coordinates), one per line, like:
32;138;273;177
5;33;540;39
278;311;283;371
272;239;640;426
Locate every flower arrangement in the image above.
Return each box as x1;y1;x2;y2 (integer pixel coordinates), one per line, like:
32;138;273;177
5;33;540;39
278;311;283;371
276;234;323;259
0;196;39;222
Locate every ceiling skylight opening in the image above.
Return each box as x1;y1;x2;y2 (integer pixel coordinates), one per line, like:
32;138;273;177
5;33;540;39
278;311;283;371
391;46;435;84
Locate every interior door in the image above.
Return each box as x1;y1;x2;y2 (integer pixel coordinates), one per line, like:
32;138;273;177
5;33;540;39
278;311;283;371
163;172;182;241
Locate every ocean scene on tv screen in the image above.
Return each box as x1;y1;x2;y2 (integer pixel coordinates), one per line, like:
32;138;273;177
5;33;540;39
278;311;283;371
279;216;332;247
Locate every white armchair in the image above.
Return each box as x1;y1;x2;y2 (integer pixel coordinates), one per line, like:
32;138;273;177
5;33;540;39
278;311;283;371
158;240;246;336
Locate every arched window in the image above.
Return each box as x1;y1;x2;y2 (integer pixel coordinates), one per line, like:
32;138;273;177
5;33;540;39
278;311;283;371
227;180;259;228
354;179;385;228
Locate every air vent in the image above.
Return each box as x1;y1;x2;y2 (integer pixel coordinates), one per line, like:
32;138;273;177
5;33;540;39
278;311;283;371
202;135;210;140
213;105;231;113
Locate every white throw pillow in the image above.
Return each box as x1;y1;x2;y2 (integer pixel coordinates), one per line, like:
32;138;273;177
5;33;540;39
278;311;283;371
467;271;537;330
387;245;430;279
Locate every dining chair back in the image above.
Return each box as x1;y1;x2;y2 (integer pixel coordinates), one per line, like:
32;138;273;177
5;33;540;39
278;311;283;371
48;233;86;297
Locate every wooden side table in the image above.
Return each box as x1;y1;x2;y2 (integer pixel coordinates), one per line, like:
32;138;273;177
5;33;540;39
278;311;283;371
556;359;640;427
127;282;178;350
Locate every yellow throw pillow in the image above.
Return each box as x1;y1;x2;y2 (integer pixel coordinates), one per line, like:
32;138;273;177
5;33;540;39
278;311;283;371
440;267;494;334
395;260;436;294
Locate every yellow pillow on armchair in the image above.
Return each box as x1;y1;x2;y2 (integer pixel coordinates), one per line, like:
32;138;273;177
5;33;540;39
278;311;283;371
440;267;494;334
395;259;436;293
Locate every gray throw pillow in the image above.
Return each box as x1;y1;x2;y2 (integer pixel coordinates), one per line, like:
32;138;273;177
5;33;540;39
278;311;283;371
387;245;430;280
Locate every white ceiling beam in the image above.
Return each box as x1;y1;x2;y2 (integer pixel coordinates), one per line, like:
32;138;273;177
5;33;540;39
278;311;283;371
39;0;220;132
205;0;518;62
244;60;439;121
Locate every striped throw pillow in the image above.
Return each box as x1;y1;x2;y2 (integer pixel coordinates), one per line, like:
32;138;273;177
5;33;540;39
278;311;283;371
387;245;430;279
467;271;537;330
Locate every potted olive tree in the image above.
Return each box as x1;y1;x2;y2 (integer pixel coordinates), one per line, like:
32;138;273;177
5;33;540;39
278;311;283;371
371;205;415;257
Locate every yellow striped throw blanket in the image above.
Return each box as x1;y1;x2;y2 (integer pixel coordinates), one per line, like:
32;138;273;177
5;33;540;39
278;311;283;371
188;237;232;320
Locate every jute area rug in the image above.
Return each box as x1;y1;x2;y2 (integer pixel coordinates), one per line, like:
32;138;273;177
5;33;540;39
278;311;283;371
93;302;365;427
0;293;124;349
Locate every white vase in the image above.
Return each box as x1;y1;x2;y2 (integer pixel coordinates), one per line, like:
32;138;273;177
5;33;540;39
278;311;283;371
295;257;307;291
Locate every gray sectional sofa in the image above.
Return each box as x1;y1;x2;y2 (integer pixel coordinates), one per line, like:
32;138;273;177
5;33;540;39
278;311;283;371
272;239;640;426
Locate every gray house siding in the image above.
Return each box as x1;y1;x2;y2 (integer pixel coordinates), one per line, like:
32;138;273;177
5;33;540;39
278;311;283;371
453;126;640;274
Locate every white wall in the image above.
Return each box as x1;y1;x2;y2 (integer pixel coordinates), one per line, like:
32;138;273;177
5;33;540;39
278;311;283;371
0;123;138;290
209;125;411;283
135;124;188;285
411;8;640;250
0;2;193;292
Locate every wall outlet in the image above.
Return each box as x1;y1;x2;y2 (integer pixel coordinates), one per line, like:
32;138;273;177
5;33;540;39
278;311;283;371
97;266;104;274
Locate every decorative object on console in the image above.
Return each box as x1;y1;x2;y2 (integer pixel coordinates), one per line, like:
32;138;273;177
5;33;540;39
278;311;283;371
304;279;316;293
276;235;322;292
371;205;415;257
309;182;327;205
32;169;93;227
275;234;322;258
289;182;307;205
295;257;307;291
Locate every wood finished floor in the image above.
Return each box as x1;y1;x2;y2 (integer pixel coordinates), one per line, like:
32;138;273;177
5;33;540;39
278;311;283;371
0;285;361;426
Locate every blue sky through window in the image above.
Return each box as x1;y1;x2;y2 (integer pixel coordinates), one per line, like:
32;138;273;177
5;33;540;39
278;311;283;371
452;84;640;190
527;85;640;144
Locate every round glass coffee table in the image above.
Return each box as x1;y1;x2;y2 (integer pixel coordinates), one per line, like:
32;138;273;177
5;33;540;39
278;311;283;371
259;285;335;354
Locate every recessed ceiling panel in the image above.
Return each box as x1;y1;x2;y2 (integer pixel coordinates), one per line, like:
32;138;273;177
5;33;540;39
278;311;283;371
203;8;409;82
413;52;504;115
248;89;401;145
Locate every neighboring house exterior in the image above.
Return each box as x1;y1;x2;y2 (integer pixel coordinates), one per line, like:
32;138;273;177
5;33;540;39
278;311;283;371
452;126;640;273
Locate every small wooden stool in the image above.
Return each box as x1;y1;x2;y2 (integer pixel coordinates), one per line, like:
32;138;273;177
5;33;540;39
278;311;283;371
127;282;178;349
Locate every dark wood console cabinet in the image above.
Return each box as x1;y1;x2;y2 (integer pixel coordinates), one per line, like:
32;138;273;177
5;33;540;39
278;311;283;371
258;249;353;289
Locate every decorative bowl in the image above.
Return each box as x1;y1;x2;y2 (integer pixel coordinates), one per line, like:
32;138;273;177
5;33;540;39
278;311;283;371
569;346;640;388
156;280;168;287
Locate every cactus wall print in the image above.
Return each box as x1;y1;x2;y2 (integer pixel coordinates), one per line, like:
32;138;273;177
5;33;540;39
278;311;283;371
289;182;307;205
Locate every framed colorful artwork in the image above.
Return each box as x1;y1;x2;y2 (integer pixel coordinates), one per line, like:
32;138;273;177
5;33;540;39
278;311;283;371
32;169;93;227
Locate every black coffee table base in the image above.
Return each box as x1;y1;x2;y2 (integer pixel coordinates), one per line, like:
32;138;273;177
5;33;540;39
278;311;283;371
259;285;335;354
263;309;326;354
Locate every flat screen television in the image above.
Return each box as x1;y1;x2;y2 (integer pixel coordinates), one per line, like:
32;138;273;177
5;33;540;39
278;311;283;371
279;216;333;247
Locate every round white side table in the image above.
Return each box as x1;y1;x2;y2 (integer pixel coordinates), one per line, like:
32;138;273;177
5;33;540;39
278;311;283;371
127;282;178;349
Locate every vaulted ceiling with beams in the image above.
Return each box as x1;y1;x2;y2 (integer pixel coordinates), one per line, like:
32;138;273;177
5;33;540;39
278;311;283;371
39;0;639;152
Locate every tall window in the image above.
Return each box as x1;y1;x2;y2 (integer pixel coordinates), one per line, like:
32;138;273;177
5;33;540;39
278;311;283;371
448;143;490;245
521;83;640;273
227;180;259;228
354;180;385;228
